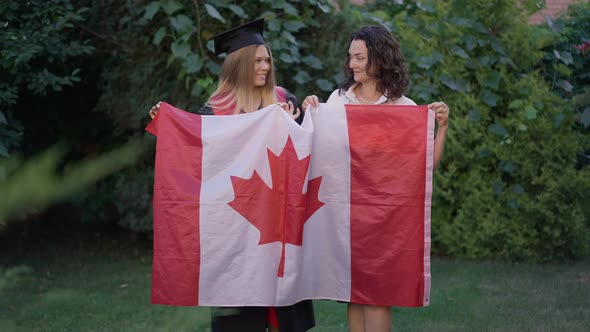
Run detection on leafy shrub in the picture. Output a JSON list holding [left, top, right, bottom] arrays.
[[373, 0, 590, 261]]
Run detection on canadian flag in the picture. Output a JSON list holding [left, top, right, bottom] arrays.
[[147, 102, 434, 308]]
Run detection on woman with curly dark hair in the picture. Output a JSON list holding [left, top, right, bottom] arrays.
[[303, 26, 449, 332], [304, 25, 448, 170]]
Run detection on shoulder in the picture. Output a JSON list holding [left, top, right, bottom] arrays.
[[326, 89, 345, 104], [391, 95, 417, 106]]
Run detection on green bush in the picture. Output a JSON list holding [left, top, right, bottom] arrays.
[[0, 0, 94, 156], [374, 0, 590, 261], [91, 0, 372, 232], [539, 2, 590, 167]]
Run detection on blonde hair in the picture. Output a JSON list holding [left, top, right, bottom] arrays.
[[208, 44, 277, 114]]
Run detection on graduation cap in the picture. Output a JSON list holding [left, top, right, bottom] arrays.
[[213, 18, 265, 56]]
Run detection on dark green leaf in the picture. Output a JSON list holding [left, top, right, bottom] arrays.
[[316, 79, 333, 92], [281, 31, 297, 45], [545, 16, 564, 33], [205, 4, 225, 23], [294, 71, 312, 84], [227, 4, 247, 18], [507, 199, 519, 209], [205, 60, 220, 75], [317, 2, 331, 13], [450, 45, 469, 59], [153, 27, 167, 46], [143, 2, 160, 21], [206, 39, 215, 53], [555, 79, 573, 93], [479, 89, 501, 107], [280, 53, 294, 63], [171, 41, 190, 58], [416, 0, 436, 13], [301, 55, 323, 69], [448, 17, 473, 27], [268, 18, 281, 31], [283, 3, 299, 16], [162, 0, 183, 15], [524, 106, 538, 120], [490, 39, 506, 55], [416, 51, 443, 69], [184, 54, 202, 74], [479, 56, 497, 66], [492, 180, 503, 196], [440, 74, 470, 92], [468, 109, 481, 122], [508, 99, 525, 109], [581, 108, 590, 128], [284, 21, 305, 32], [463, 35, 478, 51], [0, 142, 7, 157], [482, 71, 501, 90], [0, 111, 7, 125], [488, 123, 508, 136], [477, 148, 492, 159], [554, 112, 565, 128], [500, 160, 518, 174], [512, 184, 524, 195], [170, 15, 193, 34]]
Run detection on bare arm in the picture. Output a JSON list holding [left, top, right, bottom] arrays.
[[428, 101, 449, 171]]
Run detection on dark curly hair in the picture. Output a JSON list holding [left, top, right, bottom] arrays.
[[338, 26, 409, 100]]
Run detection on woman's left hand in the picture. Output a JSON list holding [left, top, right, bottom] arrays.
[[428, 101, 449, 128], [278, 101, 301, 120]]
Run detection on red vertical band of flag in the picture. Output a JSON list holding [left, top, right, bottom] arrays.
[[147, 104, 203, 306], [346, 105, 430, 306]]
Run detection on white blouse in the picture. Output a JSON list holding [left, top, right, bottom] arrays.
[[326, 83, 416, 106]]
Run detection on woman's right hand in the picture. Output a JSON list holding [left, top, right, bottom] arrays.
[[302, 95, 320, 111], [149, 102, 161, 119]]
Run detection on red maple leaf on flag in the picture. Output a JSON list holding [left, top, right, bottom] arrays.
[[228, 136, 324, 277]]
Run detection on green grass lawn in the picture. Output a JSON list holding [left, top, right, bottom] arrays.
[[1, 219, 589, 331]]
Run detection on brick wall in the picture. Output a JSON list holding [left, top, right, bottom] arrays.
[[349, 0, 585, 26], [528, 0, 581, 25]]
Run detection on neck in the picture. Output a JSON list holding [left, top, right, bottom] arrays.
[[356, 82, 381, 103]]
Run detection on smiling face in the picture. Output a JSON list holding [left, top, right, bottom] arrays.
[[348, 39, 374, 85], [254, 45, 271, 87]]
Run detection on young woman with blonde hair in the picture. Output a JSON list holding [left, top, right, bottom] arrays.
[[149, 18, 314, 332]]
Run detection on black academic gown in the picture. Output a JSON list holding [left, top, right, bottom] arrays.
[[201, 89, 315, 332]]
